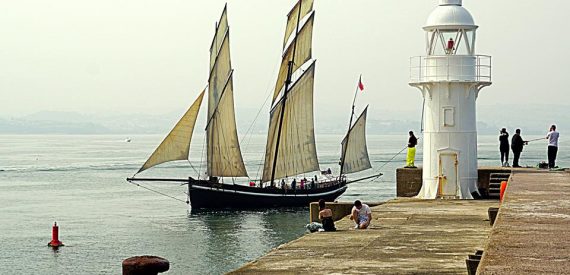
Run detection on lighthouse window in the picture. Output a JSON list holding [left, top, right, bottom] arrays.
[[427, 29, 475, 56], [443, 107, 455, 127]]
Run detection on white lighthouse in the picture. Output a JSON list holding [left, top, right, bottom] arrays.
[[409, 0, 491, 199]]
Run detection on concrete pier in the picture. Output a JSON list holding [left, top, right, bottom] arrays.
[[477, 170, 570, 274], [231, 198, 496, 274], [230, 169, 570, 274]]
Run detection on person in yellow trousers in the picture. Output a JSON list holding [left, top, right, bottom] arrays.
[[406, 131, 418, 168]]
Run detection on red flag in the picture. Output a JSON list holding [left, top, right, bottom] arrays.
[[358, 76, 364, 91]]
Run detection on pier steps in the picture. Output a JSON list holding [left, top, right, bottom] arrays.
[[487, 173, 510, 199]]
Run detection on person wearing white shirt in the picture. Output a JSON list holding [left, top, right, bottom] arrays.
[[546, 125, 560, 169], [350, 200, 372, 229]]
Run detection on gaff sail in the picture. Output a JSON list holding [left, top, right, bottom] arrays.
[[262, 62, 319, 183], [341, 107, 372, 174]]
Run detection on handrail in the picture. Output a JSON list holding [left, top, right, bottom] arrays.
[[409, 55, 491, 84]]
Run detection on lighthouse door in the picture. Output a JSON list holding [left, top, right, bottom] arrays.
[[438, 152, 458, 199]]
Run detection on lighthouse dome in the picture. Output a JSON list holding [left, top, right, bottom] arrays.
[[424, 1, 477, 31]]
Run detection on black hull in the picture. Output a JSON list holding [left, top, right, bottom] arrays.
[[188, 179, 347, 209]]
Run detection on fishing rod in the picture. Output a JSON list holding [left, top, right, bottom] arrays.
[[373, 136, 421, 173], [525, 137, 546, 143]]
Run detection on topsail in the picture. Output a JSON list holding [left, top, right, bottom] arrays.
[[283, 0, 314, 49], [273, 12, 315, 102], [210, 5, 228, 71]]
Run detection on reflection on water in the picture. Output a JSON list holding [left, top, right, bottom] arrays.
[[185, 208, 308, 274]]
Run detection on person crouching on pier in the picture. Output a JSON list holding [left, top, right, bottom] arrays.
[[350, 200, 372, 229]]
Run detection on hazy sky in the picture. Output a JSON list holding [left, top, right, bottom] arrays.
[[2, 0, 569, 121]]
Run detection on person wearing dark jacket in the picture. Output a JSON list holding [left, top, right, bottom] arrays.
[[499, 128, 510, 167], [511, 129, 527, 168]]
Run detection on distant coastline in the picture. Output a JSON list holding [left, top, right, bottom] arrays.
[[1, 104, 567, 135]]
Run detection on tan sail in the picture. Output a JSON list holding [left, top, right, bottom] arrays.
[[209, 5, 228, 71], [206, 77, 248, 177], [206, 8, 248, 178], [273, 12, 315, 102], [208, 33, 232, 120], [341, 107, 372, 174], [262, 62, 318, 182], [138, 90, 205, 173], [283, 0, 314, 49]]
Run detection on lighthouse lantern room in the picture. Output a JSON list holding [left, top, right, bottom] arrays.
[[409, 0, 491, 199]]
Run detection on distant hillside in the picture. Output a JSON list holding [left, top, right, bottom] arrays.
[[1, 104, 568, 135]]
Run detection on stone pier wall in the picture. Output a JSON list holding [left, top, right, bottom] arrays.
[[396, 166, 512, 197]]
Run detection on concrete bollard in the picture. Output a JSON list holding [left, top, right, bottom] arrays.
[[488, 207, 499, 226], [122, 255, 169, 275]]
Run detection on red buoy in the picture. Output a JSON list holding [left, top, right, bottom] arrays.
[[48, 222, 64, 248]]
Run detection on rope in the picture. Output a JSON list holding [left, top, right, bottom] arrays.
[[525, 137, 546, 143], [128, 180, 188, 204], [240, 85, 273, 150], [374, 145, 408, 174], [186, 160, 199, 176], [371, 136, 421, 176]]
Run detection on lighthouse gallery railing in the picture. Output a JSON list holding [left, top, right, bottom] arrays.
[[409, 55, 491, 84]]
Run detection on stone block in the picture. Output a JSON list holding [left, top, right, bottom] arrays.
[[396, 167, 422, 197]]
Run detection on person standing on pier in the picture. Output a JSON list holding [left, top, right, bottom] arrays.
[[350, 200, 372, 229], [405, 131, 418, 168], [499, 128, 510, 167], [546, 125, 560, 169], [511, 129, 527, 168]]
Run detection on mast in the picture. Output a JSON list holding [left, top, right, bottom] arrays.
[[340, 76, 362, 176], [269, 0, 304, 184]]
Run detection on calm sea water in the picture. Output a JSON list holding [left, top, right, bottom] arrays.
[[0, 134, 566, 274]]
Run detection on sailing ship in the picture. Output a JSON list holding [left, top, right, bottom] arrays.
[[127, 0, 380, 209]]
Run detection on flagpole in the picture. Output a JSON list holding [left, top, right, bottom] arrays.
[[340, 75, 362, 176]]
